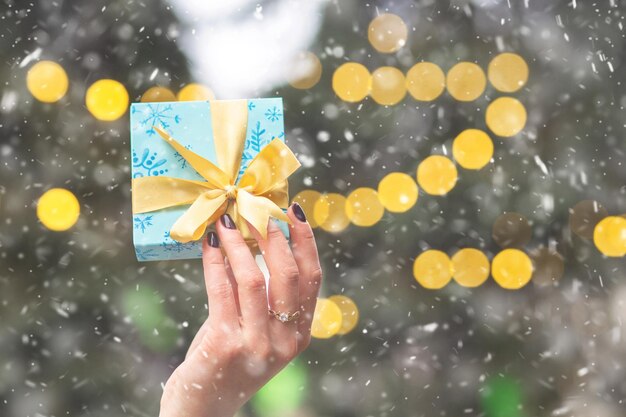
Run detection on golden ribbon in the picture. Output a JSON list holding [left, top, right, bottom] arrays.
[[131, 99, 301, 242]]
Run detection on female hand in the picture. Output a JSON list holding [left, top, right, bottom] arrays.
[[159, 203, 322, 417]]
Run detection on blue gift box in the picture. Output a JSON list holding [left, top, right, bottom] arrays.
[[130, 98, 290, 262]]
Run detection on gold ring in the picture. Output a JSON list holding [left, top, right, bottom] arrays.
[[268, 309, 300, 323]]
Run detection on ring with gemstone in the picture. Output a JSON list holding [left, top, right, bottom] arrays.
[[268, 309, 300, 323]]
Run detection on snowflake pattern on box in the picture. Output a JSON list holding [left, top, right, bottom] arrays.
[[238, 121, 270, 179], [132, 148, 168, 178], [264, 106, 282, 122], [174, 144, 192, 169], [134, 215, 153, 233], [160, 231, 201, 253], [134, 103, 181, 136], [135, 247, 158, 261]]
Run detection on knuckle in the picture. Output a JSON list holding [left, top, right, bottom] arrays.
[[278, 264, 300, 284], [267, 225, 287, 241], [309, 266, 323, 284], [241, 273, 267, 292], [207, 280, 232, 299]]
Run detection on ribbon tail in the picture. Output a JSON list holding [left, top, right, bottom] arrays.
[[132, 176, 211, 213], [170, 191, 228, 243], [153, 126, 232, 188], [236, 189, 290, 240]]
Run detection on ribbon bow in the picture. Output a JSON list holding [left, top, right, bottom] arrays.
[[131, 100, 301, 243]]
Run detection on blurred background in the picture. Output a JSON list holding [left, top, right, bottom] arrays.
[[1, 0, 626, 416]]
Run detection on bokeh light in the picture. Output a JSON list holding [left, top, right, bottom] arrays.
[[85, 79, 129, 121], [251, 359, 307, 417], [416, 155, 458, 196], [140, 86, 177, 102], [481, 375, 523, 417], [367, 13, 408, 53], [26, 60, 69, 103], [328, 295, 359, 335], [530, 247, 564, 287], [413, 250, 453, 289], [311, 298, 343, 339], [593, 216, 626, 257], [292, 189, 324, 228], [446, 62, 486, 101], [488, 52, 529, 93], [36, 188, 80, 231], [314, 193, 350, 233], [287, 51, 322, 89], [492, 212, 532, 248], [451, 248, 490, 288], [345, 187, 385, 227], [491, 249, 533, 290], [405, 62, 445, 101], [377, 172, 419, 213], [177, 83, 215, 101], [569, 199, 608, 240], [332, 62, 371, 103], [452, 128, 494, 170], [370, 66, 407, 105], [485, 97, 527, 137]]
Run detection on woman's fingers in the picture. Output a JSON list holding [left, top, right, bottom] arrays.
[[216, 214, 270, 342], [287, 203, 323, 345], [248, 218, 300, 355], [202, 231, 240, 331]]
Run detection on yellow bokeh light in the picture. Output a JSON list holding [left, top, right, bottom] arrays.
[[140, 86, 177, 102], [451, 248, 490, 288], [377, 172, 418, 213], [287, 51, 322, 89], [491, 249, 533, 290], [485, 97, 527, 137], [416, 155, 458, 196], [26, 61, 69, 103], [37, 188, 80, 231], [413, 250, 453, 289], [345, 187, 385, 227], [328, 295, 359, 335], [367, 13, 408, 53], [311, 298, 343, 339], [406, 62, 445, 101], [370, 66, 406, 106], [85, 79, 129, 121], [314, 193, 350, 233], [488, 52, 529, 93], [452, 129, 494, 170], [177, 83, 215, 101], [593, 216, 626, 257], [332, 62, 371, 103], [292, 190, 324, 228], [446, 62, 486, 102]]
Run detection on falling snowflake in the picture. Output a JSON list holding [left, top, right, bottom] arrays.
[[264, 106, 282, 122], [133, 215, 153, 233], [138, 104, 181, 135]]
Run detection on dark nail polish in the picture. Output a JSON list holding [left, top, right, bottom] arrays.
[[292, 202, 307, 222], [220, 213, 236, 229], [207, 231, 219, 248]]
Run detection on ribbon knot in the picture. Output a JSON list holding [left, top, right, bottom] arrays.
[[131, 99, 301, 242]]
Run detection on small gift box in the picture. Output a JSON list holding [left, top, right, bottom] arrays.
[[130, 98, 300, 261]]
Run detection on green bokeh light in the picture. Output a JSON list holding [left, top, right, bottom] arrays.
[[481, 375, 524, 417], [251, 358, 308, 417], [122, 285, 180, 353]]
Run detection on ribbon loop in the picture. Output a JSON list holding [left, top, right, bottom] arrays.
[[131, 100, 301, 243]]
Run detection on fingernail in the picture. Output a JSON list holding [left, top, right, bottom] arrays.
[[207, 231, 219, 248], [220, 213, 236, 229], [292, 202, 307, 222]]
